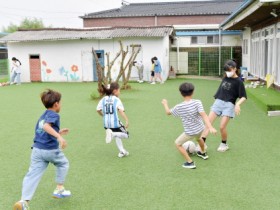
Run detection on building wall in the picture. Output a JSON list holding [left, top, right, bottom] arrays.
[[249, 21, 280, 85], [172, 34, 241, 48], [169, 32, 242, 76], [242, 28, 251, 72], [7, 37, 170, 83], [84, 15, 228, 28]]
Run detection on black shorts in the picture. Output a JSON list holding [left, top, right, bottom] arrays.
[[151, 71, 155, 77], [105, 124, 129, 136]]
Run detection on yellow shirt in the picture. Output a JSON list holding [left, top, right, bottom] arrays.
[[151, 63, 155, 71]]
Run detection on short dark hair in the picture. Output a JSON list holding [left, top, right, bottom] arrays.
[[224, 60, 237, 71], [179, 82, 194, 96], [40, 89, 61, 108]]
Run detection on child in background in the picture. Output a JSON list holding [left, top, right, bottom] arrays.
[[97, 82, 130, 158], [133, 60, 144, 83], [10, 57, 22, 85], [162, 82, 217, 169], [14, 89, 71, 210], [200, 59, 247, 152], [153, 56, 164, 84], [150, 58, 155, 84]]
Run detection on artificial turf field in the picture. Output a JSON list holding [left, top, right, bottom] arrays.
[[1, 78, 280, 210]]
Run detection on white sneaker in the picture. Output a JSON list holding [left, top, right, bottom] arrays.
[[105, 129, 113, 144], [139, 80, 144, 83], [118, 151, 129, 158], [217, 143, 229, 152], [195, 143, 208, 153], [151, 82, 156, 85], [53, 187, 71, 199]]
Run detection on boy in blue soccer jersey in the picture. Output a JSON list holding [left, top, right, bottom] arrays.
[[14, 89, 71, 210], [162, 82, 217, 169], [97, 82, 130, 158]]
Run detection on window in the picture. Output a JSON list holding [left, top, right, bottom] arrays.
[[191, 36, 197, 44], [191, 35, 218, 45], [207, 36, 214, 44], [30, 55, 40, 59], [207, 36, 219, 44]]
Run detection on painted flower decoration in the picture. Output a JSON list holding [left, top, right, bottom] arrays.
[[42, 61, 47, 66], [71, 65, 79, 72], [46, 69, 52, 74]]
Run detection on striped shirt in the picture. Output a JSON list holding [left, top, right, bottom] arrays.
[[170, 99, 205, 136], [97, 95, 124, 129]]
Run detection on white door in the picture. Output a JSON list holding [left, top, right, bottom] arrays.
[[81, 51, 93, 82]]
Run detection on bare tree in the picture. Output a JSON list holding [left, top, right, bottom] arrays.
[[105, 51, 121, 84], [115, 42, 141, 89], [92, 40, 141, 96]]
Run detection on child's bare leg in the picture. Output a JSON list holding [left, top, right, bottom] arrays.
[[220, 116, 230, 140], [201, 111, 217, 139], [197, 139, 205, 153], [176, 144, 192, 163]]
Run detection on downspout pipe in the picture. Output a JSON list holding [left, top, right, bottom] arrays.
[[174, 37, 180, 73], [219, 27, 222, 76]]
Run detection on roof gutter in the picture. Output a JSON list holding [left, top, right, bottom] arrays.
[[220, 0, 254, 27]]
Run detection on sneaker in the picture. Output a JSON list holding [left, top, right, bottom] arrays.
[[13, 200, 29, 210], [217, 143, 229, 152], [53, 187, 71, 199], [151, 82, 156, 85], [139, 80, 144, 83], [118, 151, 129, 158], [182, 161, 196, 169], [196, 151, 209, 160], [105, 129, 113, 144]]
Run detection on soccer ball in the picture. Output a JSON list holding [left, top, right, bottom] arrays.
[[182, 141, 196, 154]]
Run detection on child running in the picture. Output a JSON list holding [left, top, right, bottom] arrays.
[[200, 59, 247, 152], [162, 82, 217, 169], [14, 89, 71, 210], [97, 82, 130, 158]]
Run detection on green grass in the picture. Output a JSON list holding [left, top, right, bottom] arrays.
[[0, 76, 8, 83], [246, 85, 280, 112], [1, 79, 280, 210]]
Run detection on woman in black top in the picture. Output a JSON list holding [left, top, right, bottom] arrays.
[[200, 60, 247, 152]]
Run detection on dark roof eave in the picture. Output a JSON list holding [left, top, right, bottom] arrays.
[[82, 13, 232, 19], [221, 0, 254, 28]]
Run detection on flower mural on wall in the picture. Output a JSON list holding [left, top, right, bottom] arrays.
[[40, 60, 81, 82], [42, 61, 47, 66], [70, 65, 80, 81], [59, 66, 69, 81], [41, 60, 52, 81]]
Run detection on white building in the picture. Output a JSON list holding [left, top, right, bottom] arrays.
[[221, 0, 280, 87], [0, 27, 174, 83], [170, 24, 242, 75]]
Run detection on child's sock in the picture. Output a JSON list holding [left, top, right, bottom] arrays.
[[222, 140, 227, 144], [115, 137, 125, 152]]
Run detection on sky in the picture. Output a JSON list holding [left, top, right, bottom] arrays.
[[0, 0, 197, 30]]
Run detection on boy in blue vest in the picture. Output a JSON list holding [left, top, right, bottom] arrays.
[[14, 89, 71, 210]]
